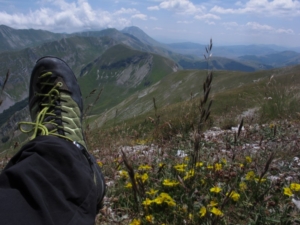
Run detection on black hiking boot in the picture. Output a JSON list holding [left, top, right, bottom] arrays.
[[19, 56, 105, 210]]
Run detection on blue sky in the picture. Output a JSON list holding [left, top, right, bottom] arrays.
[[0, 0, 299, 46]]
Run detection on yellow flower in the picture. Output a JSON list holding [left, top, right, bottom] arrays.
[[188, 213, 193, 220], [119, 170, 129, 179], [124, 182, 132, 188], [210, 207, 223, 216], [146, 188, 158, 196], [141, 173, 149, 183], [255, 177, 266, 183], [145, 215, 154, 223], [210, 186, 222, 193], [136, 139, 147, 145], [290, 183, 300, 191], [166, 199, 176, 207], [184, 169, 195, 180], [215, 163, 222, 171], [130, 219, 141, 225], [174, 163, 187, 172], [159, 163, 165, 168], [227, 191, 240, 201], [239, 182, 247, 191], [155, 193, 176, 206], [208, 200, 218, 207], [184, 156, 189, 161], [222, 158, 227, 164], [153, 197, 163, 204], [207, 165, 213, 169], [163, 179, 179, 187], [138, 164, 152, 171], [142, 198, 153, 206], [283, 187, 293, 197], [135, 173, 148, 183], [239, 163, 244, 168], [97, 161, 103, 167], [196, 162, 203, 167], [245, 156, 252, 163], [245, 171, 255, 181], [199, 206, 207, 217]]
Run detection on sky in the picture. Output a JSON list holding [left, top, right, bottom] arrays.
[[0, 0, 299, 47]]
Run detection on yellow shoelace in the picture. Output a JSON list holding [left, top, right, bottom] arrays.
[[19, 72, 72, 142]]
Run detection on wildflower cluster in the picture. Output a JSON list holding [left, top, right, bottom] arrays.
[[109, 139, 300, 225]]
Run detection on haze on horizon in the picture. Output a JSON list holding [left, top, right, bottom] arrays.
[[0, 0, 299, 47]]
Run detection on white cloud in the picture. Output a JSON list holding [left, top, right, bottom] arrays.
[[246, 22, 273, 31], [114, 8, 139, 15], [246, 22, 294, 34], [150, 16, 158, 20], [222, 22, 239, 27], [131, 13, 147, 20], [211, 0, 300, 16], [177, 20, 193, 24], [0, 0, 138, 32], [276, 28, 294, 34], [222, 22, 240, 30], [205, 20, 215, 25], [150, 0, 204, 15], [147, 6, 160, 11], [194, 13, 220, 20]]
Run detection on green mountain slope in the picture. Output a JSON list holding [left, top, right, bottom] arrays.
[[0, 25, 67, 53], [92, 64, 300, 127], [78, 44, 178, 114], [0, 36, 116, 113], [0, 43, 178, 133]]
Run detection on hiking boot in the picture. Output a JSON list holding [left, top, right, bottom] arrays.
[[19, 56, 87, 149], [19, 56, 106, 209]]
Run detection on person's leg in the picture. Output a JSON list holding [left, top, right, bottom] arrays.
[[0, 56, 105, 225], [0, 136, 104, 225]]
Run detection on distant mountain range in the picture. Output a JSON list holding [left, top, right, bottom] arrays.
[[238, 51, 300, 67], [165, 42, 300, 58], [1, 24, 300, 133], [0, 25, 67, 52]]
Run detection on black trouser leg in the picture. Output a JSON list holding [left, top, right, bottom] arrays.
[[0, 136, 102, 225]]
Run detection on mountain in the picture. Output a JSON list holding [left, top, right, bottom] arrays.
[[0, 25, 67, 53], [166, 43, 286, 58], [0, 35, 117, 113], [1, 25, 299, 132], [78, 44, 178, 114], [238, 51, 300, 67], [178, 56, 273, 72], [121, 26, 164, 47], [75, 27, 194, 66], [0, 40, 178, 130], [92, 63, 300, 126], [166, 42, 206, 56]]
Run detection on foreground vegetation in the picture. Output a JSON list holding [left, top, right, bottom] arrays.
[[89, 43, 300, 224]]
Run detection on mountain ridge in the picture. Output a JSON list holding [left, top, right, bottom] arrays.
[[1, 25, 300, 133]]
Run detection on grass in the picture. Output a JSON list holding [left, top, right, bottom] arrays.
[[89, 43, 300, 224], [91, 90, 300, 224]]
